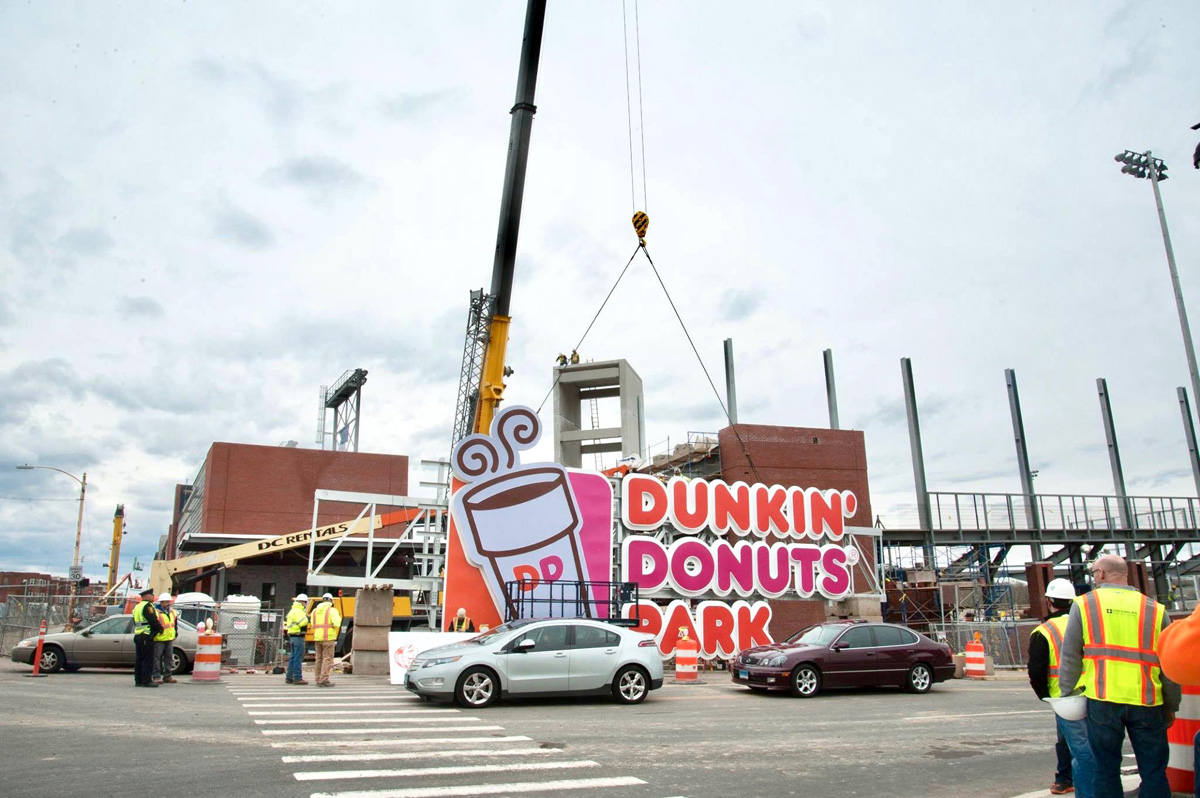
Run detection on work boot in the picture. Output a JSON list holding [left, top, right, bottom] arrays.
[[285, 678, 294, 684], [317, 681, 333, 688], [1049, 783, 1074, 795], [293, 679, 309, 685], [163, 677, 177, 684], [144, 682, 159, 688]]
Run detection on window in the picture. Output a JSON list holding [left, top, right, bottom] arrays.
[[260, 583, 276, 605], [837, 626, 875, 649], [226, 582, 242, 596], [573, 625, 620, 649], [88, 617, 132, 635], [873, 626, 910, 647], [789, 625, 842, 646]]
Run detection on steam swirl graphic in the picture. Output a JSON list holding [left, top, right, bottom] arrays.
[[453, 435, 500, 480], [494, 406, 540, 470]]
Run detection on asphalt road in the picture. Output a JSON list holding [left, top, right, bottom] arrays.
[[0, 660, 1111, 798]]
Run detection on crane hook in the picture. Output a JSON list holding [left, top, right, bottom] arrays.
[[631, 211, 649, 247]]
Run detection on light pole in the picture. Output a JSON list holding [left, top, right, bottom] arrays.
[[1113, 150, 1200, 428], [17, 465, 87, 631]]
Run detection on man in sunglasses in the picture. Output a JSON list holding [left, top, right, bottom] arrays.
[[1058, 554, 1180, 798]]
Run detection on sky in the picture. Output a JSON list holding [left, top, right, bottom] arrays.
[[2, 1, 1199, 581]]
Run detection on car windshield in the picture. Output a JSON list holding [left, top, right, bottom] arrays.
[[786, 625, 842, 646], [462, 620, 531, 644]]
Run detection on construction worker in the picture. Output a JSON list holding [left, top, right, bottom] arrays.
[[132, 587, 163, 687], [151, 593, 179, 685], [1029, 578, 1096, 797], [1059, 554, 1181, 798], [285, 593, 310, 685], [451, 607, 475, 633], [310, 593, 342, 687], [1156, 601, 1199, 798]]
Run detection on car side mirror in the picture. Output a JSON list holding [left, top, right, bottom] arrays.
[[80, 630, 91, 637], [516, 639, 536, 653], [831, 641, 848, 651]]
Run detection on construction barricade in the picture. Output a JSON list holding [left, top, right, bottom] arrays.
[[673, 627, 699, 684], [964, 632, 987, 679], [189, 632, 223, 684], [1167, 684, 1200, 795]]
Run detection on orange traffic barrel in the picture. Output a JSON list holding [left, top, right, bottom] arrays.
[[189, 632, 223, 684], [964, 632, 987, 679], [674, 627, 699, 683], [1167, 684, 1200, 794]]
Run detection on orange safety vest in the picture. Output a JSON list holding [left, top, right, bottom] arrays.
[[451, 615, 473, 633], [1076, 587, 1166, 706], [1033, 615, 1069, 698], [154, 608, 178, 643], [311, 603, 341, 642]]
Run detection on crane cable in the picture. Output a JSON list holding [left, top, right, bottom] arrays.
[[622, 0, 648, 214]]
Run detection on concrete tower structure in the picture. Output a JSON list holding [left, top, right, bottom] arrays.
[[552, 359, 644, 468]]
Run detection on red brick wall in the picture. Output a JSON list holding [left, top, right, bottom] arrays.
[[200, 443, 409, 537], [718, 424, 874, 640]]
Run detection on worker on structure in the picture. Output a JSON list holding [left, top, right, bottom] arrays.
[[1156, 601, 1199, 798], [151, 593, 179, 685], [1028, 578, 1095, 797], [132, 587, 163, 688], [310, 593, 342, 687], [451, 607, 475, 633], [1058, 554, 1180, 798], [285, 593, 310, 685]]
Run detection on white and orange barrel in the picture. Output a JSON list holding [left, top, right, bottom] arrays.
[[964, 632, 987, 679], [1166, 685, 1200, 794], [674, 627, 699, 683], [189, 632, 223, 684]]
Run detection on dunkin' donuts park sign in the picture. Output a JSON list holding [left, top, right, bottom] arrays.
[[442, 406, 862, 659]]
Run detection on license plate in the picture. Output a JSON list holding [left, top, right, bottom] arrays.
[[738, 669, 749, 679]]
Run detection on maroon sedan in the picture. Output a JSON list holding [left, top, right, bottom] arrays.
[[732, 620, 955, 697]]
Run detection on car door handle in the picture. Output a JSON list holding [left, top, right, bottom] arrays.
[[604, 648, 617, 654], [905, 649, 916, 654], [554, 652, 567, 658]]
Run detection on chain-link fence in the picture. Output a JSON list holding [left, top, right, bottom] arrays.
[[0, 593, 114, 657], [930, 621, 1035, 669], [215, 605, 288, 669]]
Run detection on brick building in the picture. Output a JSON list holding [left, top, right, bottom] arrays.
[[165, 443, 415, 606]]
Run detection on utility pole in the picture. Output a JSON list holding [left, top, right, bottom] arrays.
[[16, 465, 87, 631]]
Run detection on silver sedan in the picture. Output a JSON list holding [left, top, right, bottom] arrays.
[[405, 618, 664, 708], [9, 614, 198, 674]]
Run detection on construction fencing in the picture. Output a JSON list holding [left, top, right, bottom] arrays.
[[0, 593, 111, 657], [930, 621, 1034, 669]]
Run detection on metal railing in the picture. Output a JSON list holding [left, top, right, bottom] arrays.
[[929, 492, 1200, 533]]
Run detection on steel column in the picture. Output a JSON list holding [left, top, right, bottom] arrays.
[[824, 348, 840, 430], [901, 358, 934, 566], [1097, 378, 1136, 559], [723, 338, 739, 425], [1178, 387, 1200, 498], [1005, 368, 1041, 560]]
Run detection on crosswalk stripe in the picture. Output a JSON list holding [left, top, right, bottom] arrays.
[[250, 709, 453, 716], [242, 702, 418, 708], [281, 747, 557, 764], [309, 775, 645, 798], [256, 716, 467, 725], [230, 690, 403, 695], [294, 759, 598, 782], [237, 695, 411, 701], [264, 724, 489, 736], [270, 734, 524, 749]]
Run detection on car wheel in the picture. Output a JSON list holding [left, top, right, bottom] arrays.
[[171, 649, 189, 675], [455, 667, 499, 708], [611, 665, 649, 705], [906, 663, 933, 694], [789, 664, 821, 698], [38, 645, 65, 673]]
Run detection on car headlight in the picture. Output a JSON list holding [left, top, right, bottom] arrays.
[[16, 638, 35, 648], [763, 654, 788, 668], [422, 656, 462, 668]]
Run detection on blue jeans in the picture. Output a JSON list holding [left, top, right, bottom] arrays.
[[1057, 714, 1095, 798], [1055, 723, 1074, 785], [1085, 699, 1171, 798], [287, 635, 305, 681]]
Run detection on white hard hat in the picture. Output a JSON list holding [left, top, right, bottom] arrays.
[[295, 593, 309, 603], [322, 593, 334, 601], [157, 593, 173, 602], [1045, 578, 1076, 601], [1044, 690, 1087, 721]]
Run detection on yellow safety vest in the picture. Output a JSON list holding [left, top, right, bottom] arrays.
[[311, 603, 341, 642], [1076, 587, 1166, 706], [451, 616, 473, 633], [285, 603, 310, 636], [1032, 615, 1069, 698], [154, 608, 178, 642], [133, 601, 155, 636]]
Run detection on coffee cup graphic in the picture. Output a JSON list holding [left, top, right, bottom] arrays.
[[451, 406, 593, 619]]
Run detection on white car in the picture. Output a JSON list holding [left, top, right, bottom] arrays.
[[405, 618, 665, 708]]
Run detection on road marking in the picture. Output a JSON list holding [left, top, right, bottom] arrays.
[[237, 695, 412, 701], [230, 690, 404, 695], [263, 724, 489, 736], [250, 709, 455, 716], [295, 759, 598, 782], [308, 775, 647, 798], [256, 716, 469, 725], [282, 747, 557, 764], [270, 734, 523, 749], [903, 710, 1051, 723], [242, 702, 419, 708]]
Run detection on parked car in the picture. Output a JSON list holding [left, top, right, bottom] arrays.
[[405, 618, 664, 708], [732, 620, 955, 697], [9, 614, 198, 674]]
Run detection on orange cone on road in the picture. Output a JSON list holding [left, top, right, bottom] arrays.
[[964, 632, 987, 679], [673, 627, 700, 684]]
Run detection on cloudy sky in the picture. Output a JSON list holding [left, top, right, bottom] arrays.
[[2, 1, 1198, 580]]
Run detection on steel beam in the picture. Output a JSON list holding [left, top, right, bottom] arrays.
[[901, 358, 934, 564], [824, 349, 840, 430], [1097, 378, 1136, 559], [1178, 387, 1200, 497], [1005, 368, 1041, 559], [723, 338, 739, 425]]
